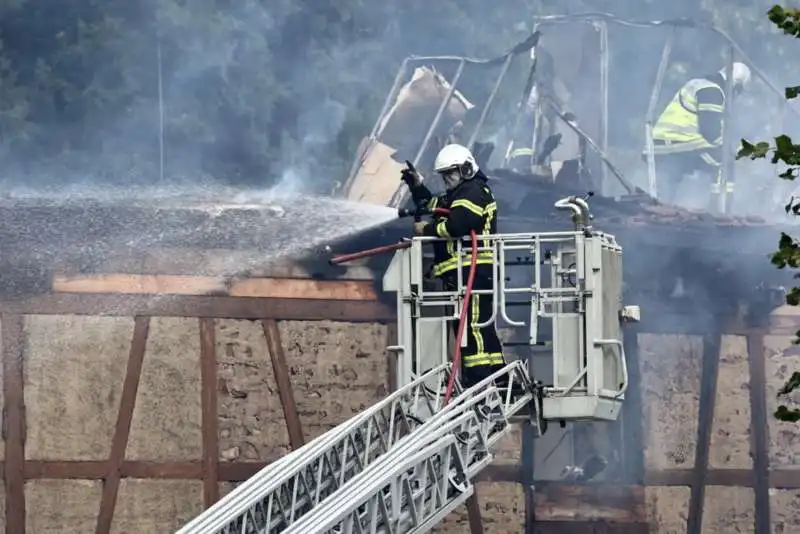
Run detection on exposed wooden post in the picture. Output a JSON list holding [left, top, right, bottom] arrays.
[[199, 318, 219, 508], [621, 327, 645, 482], [465, 495, 485, 534], [95, 317, 150, 534], [521, 344, 536, 534], [522, 421, 536, 534], [687, 332, 722, 534], [3, 314, 26, 534], [747, 332, 771, 534], [261, 319, 305, 449]]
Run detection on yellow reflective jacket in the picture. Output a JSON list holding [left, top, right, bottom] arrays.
[[652, 78, 725, 154]]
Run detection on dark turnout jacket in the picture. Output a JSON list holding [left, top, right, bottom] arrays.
[[410, 170, 497, 277]]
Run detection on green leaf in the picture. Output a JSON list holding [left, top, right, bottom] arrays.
[[779, 371, 800, 395], [737, 138, 755, 159], [775, 405, 800, 422], [768, 4, 788, 25], [758, 5, 800, 424], [737, 139, 771, 160], [776, 134, 794, 154], [755, 141, 772, 157], [788, 287, 800, 306]]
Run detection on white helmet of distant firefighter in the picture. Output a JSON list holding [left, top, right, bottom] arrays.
[[719, 62, 752, 91]]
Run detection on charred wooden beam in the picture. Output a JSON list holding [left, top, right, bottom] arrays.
[[95, 317, 150, 534], [747, 332, 771, 534], [465, 495, 485, 534], [51, 274, 379, 301], [23, 461, 206, 479], [20, 460, 285, 480], [687, 333, 721, 534], [2, 314, 26, 534], [620, 328, 644, 483], [199, 318, 219, 508], [14, 460, 800, 490], [531, 521, 649, 534], [522, 420, 536, 534], [532, 483, 646, 523], [645, 468, 800, 489], [0, 294, 394, 322], [215, 463, 523, 484], [262, 319, 305, 450]]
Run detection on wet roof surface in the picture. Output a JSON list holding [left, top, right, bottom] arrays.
[[0, 185, 787, 285], [488, 169, 777, 229]]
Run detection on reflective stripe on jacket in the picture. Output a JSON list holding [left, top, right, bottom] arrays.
[[652, 78, 725, 155], [421, 177, 498, 278]]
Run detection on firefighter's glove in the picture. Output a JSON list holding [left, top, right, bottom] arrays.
[[401, 161, 422, 187], [413, 221, 428, 236]]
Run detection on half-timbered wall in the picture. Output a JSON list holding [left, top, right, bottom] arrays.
[[0, 274, 798, 533], [0, 274, 535, 534], [635, 307, 800, 534]]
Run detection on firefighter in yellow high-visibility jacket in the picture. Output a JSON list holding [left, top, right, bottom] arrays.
[[649, 62, 751, 206]]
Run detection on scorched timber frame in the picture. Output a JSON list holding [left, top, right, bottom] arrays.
[[0, 278, 797, 534]]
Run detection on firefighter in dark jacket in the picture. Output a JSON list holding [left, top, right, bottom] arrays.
[[649, 62, 751, 206], [402, 143, 505, 388]]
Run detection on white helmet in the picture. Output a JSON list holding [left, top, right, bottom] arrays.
[[433, 144, 478, 189], [719, 62, 752, 89]]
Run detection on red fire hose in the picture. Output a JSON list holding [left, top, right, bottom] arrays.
[[328, 207, 479, 405], [328, 241, 410, 265], [444, 228, 478, 406]]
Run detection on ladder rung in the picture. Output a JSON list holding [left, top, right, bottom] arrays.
[[174, 361, 539, 534]]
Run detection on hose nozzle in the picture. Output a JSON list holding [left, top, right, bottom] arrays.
[[397, 207, 417, 218]]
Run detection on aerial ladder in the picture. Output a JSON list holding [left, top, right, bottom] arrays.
[[174, 195, 639, 534]]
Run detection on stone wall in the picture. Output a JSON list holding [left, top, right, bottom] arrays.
[[8, 315, 390, 533], [21, 315, 205, 532], [639, 327, 800, 534], [764, 305, 800, 532], [10, 310, 800, 532], [1, 311, 540, 533], [216, 319, 390, 462]]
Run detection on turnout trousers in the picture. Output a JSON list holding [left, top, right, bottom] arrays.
[[441, 265, 506, 388], [649, 142, 728, 210]]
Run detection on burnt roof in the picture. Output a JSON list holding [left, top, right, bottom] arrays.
[[0, 194, 391, 297], [0, 181, 790, 302], [488, 169, 774, 229]]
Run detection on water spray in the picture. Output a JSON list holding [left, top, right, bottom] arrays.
[[327, 204, 450, 265], [329, 160, 449, 265]]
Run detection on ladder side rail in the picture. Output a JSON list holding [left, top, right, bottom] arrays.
[[280, 388, 499, 534], [279, 397, 494, 534], [281, 361, 535, 534], [193, 400, 436, 533], [439, 361, 534, 418], [283, 435, 470, 534], [175, 365, 452, 534]]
